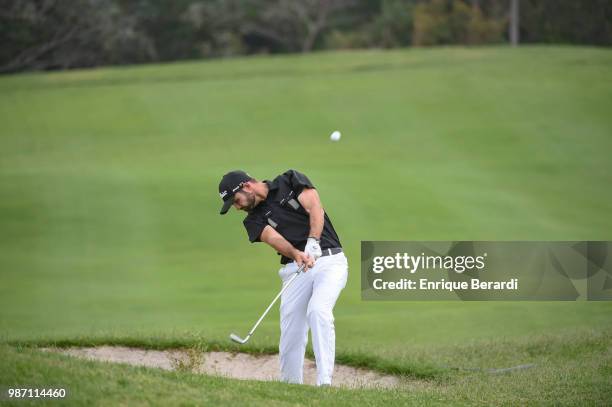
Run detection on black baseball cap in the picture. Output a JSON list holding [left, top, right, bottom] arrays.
[[218, 170, 253, 215]]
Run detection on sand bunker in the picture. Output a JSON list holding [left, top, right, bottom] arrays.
[[43, 346, 402, 389]]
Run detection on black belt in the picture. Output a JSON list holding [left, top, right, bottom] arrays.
[[321, 247, 343, 257]]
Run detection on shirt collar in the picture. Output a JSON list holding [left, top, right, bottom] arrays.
[[264, 179, 279, 191]]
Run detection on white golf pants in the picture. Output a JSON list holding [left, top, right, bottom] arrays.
[[278, 252, 348, 386]]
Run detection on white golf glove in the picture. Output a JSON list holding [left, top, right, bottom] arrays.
[[304, 237, 322, 261]]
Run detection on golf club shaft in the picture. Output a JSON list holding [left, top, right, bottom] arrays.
[[245, 265, 305, 337]]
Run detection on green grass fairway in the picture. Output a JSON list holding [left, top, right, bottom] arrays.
[[1, 46, 612, 405]]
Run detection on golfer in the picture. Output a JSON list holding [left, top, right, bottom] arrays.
[[218, 169, 348, 386]]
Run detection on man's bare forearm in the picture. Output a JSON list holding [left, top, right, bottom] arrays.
[[298, 188, 324, 240], [308, 205, 324, 240], [261, 227, 315, 270], [267, 234, 298, 259], [261, 225, 299, 259]]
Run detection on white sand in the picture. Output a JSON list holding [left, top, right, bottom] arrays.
[[42, 346, 403, 389]]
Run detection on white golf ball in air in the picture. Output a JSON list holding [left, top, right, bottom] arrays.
[[330, 130, 341, 141]]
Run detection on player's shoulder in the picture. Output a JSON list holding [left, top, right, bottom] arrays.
[[269, 169, 303, 188], [282, 169, 314, 189], [277, 169, 311, 184], [281, 169, 307, 178]]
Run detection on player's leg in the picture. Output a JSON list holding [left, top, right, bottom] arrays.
[[307, 253, 348, 386], [279, 262, 314, 384]]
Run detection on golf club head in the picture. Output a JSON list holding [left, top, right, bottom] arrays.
[[229, 333, 249, 344]]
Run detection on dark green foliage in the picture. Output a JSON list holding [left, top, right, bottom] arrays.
[[0, 0, 156, 73], [520, 0, 612, 45], [412, 0, 504, 45], [1, 0, 610, 73]]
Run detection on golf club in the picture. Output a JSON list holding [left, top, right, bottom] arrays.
[[230, 264, 306, 344]]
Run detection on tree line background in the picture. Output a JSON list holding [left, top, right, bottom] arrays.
[[1, 0, 611, 73]]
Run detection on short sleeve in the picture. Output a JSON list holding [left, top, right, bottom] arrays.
[[284, 169, 315, 194], [243, 216, 267, 243]]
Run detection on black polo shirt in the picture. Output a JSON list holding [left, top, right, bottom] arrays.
[[243, 169, 342, 264]]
